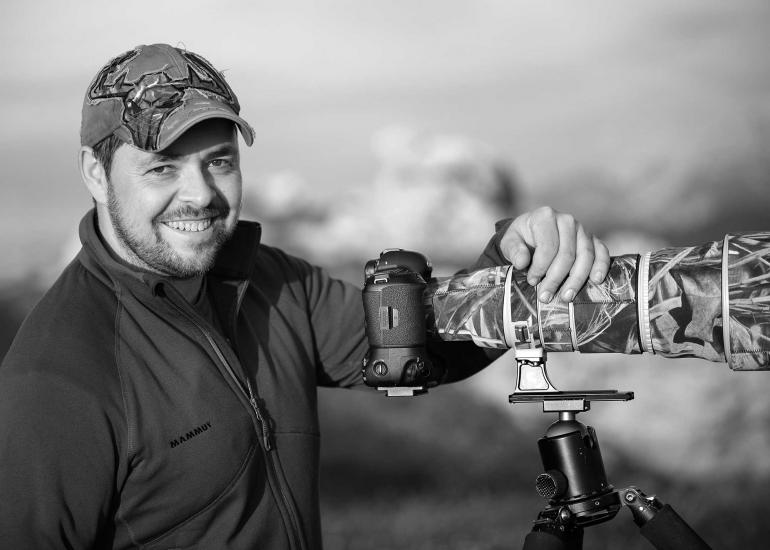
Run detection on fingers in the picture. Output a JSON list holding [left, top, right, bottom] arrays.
[[589, 235, 611, 284], [500, 206, 559, 276], [532, 213, 578, 303], [499, 226, 532, 270], [555, 224, 596, 302], [501, 206, 611, 303]]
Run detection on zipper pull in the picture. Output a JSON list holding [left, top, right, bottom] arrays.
[[247, 379, 273, 451]]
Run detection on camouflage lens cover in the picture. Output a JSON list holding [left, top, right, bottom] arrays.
[[425, 233, 770, 370]]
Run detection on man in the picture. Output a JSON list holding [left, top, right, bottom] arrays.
[[0, 44, 609, 549]]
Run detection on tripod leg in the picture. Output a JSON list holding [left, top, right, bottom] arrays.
[[638, 504, 712, 550], [622, 487, 712, 550]]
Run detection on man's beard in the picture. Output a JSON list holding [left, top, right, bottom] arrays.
[[106, 187, 235, 278]]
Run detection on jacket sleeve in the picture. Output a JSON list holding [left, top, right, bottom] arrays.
[[0, 351, 121, 548], [299, 261, 371, 388], [467, 217, 514, 271]]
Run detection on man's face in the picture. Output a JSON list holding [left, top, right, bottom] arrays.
[[105, 118, 242, 277]]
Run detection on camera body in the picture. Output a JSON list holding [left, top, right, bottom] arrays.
[[362, 249, 434, 394]]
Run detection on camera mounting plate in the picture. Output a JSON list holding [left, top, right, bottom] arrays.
[[509, 347, 633, 412], [509, 390, 634, 412]]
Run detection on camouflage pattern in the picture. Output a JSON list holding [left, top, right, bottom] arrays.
[[424, 233, 770, 370], [425, 266, 511, 349], [647, 240, 724, 362], [725, 233, 770, 370], [569, 254, 640, 354]]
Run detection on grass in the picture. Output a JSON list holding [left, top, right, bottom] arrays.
[[318, 384, 770, 549]]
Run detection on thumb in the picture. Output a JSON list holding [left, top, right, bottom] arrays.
[[500, 221, 534, 270]]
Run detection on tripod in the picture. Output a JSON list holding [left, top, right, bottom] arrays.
[[510, 348, 712, 550]]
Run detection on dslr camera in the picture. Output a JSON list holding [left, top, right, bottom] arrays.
[[362, 249, 434, 396]]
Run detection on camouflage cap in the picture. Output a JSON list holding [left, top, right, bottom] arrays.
[[80, 43, 254, 151]]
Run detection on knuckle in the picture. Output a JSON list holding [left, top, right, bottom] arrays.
[[579, 241, 595, 258], [534, 244, 557, 262], [500, 232, 516, 248], [534, 206, 556, 220], [558, 217, 576, 232]]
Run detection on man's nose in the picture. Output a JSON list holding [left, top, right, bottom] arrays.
[[177, 165, 216, 206]]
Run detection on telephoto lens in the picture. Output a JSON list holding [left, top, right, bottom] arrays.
[[425, 232, 770, 370]]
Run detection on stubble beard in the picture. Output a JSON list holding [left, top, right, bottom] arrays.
[[106, 186, 235, 278]]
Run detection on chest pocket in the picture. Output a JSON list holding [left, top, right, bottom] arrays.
[[113, 308, 263, 547]]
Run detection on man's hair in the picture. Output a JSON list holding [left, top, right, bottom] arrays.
[[91, 134, 124, 181]]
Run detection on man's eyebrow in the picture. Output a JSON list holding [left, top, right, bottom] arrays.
[[205, 144, 238, 157], [139, 144, 237, 167], [140, 152, 179, 166]]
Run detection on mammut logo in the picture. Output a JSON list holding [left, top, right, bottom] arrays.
[[169, 421, 212, 449]]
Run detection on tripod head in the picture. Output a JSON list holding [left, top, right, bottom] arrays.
[[509, 339, 633, 533], [511, 331, 712, 549]]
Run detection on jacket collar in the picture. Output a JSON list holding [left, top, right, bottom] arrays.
[[76, 208, 262, 295]]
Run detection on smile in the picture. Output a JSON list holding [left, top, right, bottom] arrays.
[[162, 219, 213, 232]]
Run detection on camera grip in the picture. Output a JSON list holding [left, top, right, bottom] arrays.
[[362, 269, 433, 387], [363, 281, 426, 347]]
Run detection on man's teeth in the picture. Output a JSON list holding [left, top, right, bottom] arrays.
[[164, 219, 212, 232]]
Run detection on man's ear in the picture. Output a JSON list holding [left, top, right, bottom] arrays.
[[79, 146, 108, 205]]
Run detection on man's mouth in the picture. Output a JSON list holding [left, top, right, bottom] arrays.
[[162, 219, 214, 232]]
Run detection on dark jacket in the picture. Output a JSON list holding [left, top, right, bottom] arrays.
[[0, 211, 503, 549]]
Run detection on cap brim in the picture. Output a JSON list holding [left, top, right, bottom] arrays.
[[155, 105, 255, 151]]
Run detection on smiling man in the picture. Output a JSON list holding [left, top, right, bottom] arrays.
[[0, 44, 609, 549], [83, 119, 242, 277]]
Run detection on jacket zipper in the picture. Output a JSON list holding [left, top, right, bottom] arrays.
[[246, 379, 273, 451], [165, 294, 305, 550]]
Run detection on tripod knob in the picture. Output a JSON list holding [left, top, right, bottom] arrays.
[[536, 469, 568, 500]]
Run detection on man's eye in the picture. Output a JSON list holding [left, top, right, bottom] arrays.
[[148, 165, 172, 175], [209, 158, 231, 168]]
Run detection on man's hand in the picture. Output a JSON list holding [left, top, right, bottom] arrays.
[[500, 207, 610, 303]]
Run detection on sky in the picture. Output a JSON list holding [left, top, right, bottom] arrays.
[[1, 0, 769, 281]]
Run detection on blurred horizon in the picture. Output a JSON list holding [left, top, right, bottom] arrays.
[[2, 0, 770, 281]]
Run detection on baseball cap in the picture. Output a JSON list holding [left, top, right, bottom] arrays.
[[81, 43, 254, 152]]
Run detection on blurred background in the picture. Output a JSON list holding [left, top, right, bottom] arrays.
[[2, 1, 769, 548]]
